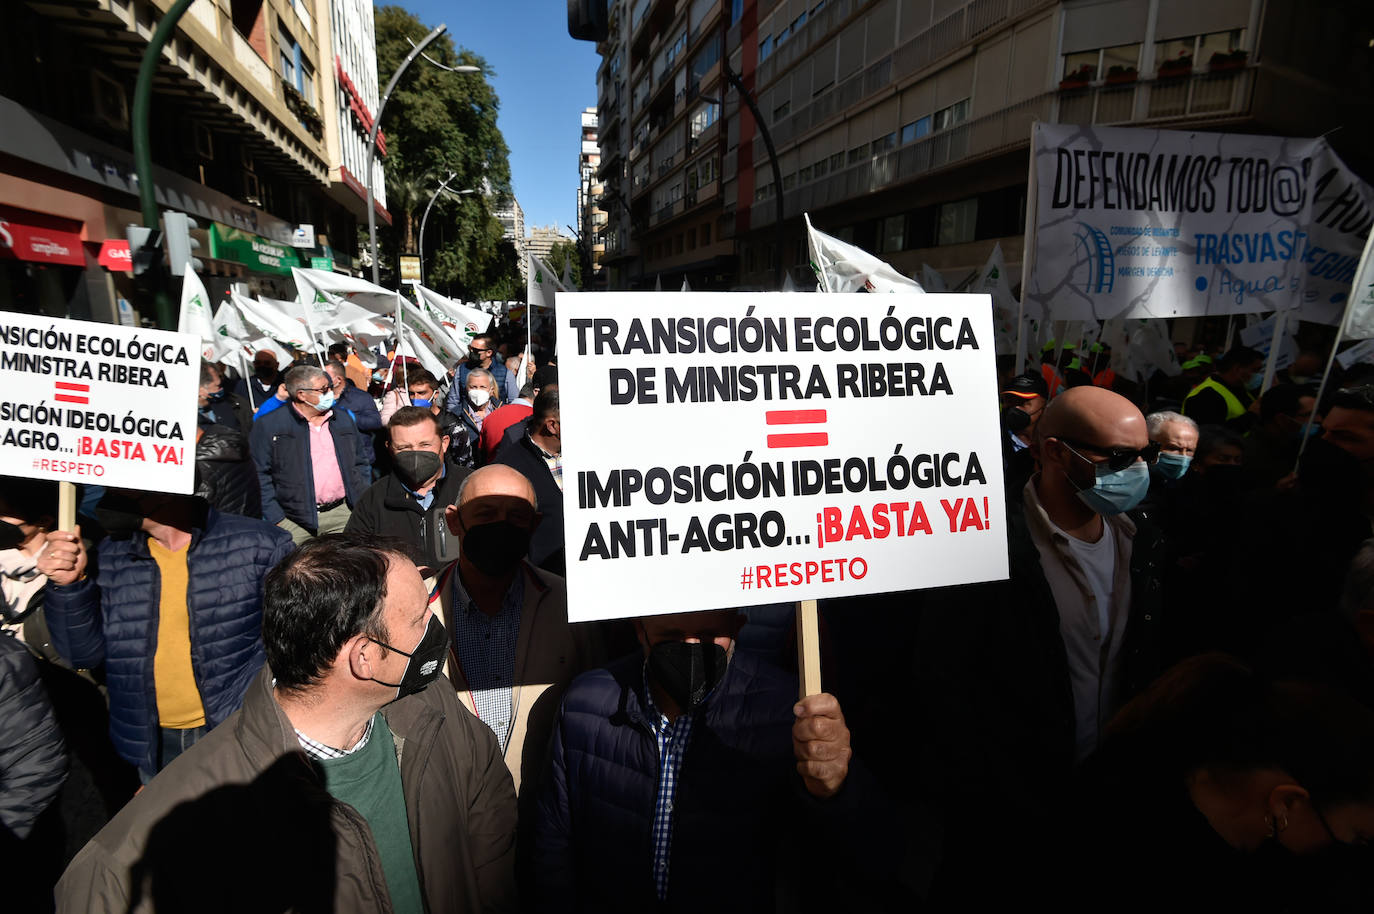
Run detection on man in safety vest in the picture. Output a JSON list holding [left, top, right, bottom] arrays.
[[1182, 346, 1263, 430]]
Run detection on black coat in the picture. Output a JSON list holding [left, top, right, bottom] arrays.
[[492, 435, 564, 575], [194, 423, 262, 518], [248, 403, 371, 530], [344, 462, 471, 571], [0, 632, 66, 840]]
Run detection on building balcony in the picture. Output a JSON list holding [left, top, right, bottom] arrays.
[[1055, 67, 1256, 126]]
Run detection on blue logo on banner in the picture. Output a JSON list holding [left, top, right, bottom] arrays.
[[1072, 223, 1115, 295]]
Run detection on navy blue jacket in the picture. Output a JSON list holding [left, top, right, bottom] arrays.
[[249, 402, 371, 529], [43, 508, 294, 774], [533, 651, 891, 912], [337, 380, 381, 467], [444, 359, 509, 416]]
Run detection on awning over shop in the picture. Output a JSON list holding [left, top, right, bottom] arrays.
[[0, 204, 85, 266]]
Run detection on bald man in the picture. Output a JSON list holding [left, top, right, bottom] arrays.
[[432, 465, 603, 797], [914, 386, 1167, 906]]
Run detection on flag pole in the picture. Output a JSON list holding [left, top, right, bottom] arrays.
[[1015, 123, 1040, 374]]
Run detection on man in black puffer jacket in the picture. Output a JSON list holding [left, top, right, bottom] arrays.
[[39, 494, 293, 781], [533, 609, 895, 912], [194, 423, 262, 518]]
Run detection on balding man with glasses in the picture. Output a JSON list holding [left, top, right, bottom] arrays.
[[913, 385, 1168, 908]]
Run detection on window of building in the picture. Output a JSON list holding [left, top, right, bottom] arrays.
[[777, 25, 791, 46], [874, 131, 897, 153], [759, 35, 773, 61], [814, 158, 828, 177], [830, 152, 845, 170], [847, 144, 868, 164], [702, 222, 712, 244], [1062, 49, 1099, 82], [877, 214, 905, 253], [730, 0, 744, 25], [783, 173, 796, 191], [811, 1, 826, 15], [933, 99, 969, 131], [230, 0, 264, 39], [688, 227, 697, 249], [900, 116, 931, 144], [799, 164, 813, 182], [689, 102, 720, 138], [1155, 29, 1245, 72], [937, 198, 977, 245], [773, 101, 790, 122], [835, 225, 855, 244], [690, 35, 722, 88]]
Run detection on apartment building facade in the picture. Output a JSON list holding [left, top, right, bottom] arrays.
[[494, 194, 527, 279], [578, 106, 609, 289], [594, 0, 1372, 290], [0, 0, 384, 322]]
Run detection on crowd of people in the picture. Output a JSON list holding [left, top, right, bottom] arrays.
[[2, 318, 1374, 912]]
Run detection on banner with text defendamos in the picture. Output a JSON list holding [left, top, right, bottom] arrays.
[[556, 292, 1009, 623]]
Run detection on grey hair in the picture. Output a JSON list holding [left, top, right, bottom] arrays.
[[284, 365, 328, 397], [466, 368, 493, 385], [1145, 411, 1197, 438], [199, 360, 218, 388]]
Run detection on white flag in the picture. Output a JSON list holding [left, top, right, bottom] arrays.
[[415, 285, 493, 351], [178, 269, 222, 362], [232, 293, 311, 348], [561, 255, 575, 292], [654, 274, 662, 292], [977, 244, 1018, 355], [920, 264, 949, 292], [1342, 231, 1374, 340], [680, 276, 692, 292], [396, 323, 448, 379], [805, 213, 924, 294], [528, 253, 567, 310], [781, 272, 798, 292]]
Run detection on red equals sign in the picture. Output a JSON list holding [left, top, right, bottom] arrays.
[[766, 409, 828, 448], [54, 381, 90, 405]]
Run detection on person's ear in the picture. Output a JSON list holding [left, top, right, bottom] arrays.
[[346, 633, 380, 682], [1268, 782, 1311, 831], [444, 503, 462, 536], [440, 434, 450, 454], [633, 620, 650, 654]]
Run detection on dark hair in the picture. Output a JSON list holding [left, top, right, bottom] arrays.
[[1259, 383, 1316, 423], [199, 360, 218, 388], [262, 534, 413, 694], [532, 365, 558, 389], [404, 370, 439, 390], [1330, 385, 1374, 416], [1105, 654, 1374, 813], [1217, 346, 1264, 372], [327, 342, 350, 360], [387, 406, 441, 436], [0, 475, 59, 524], [532, 388, 559, 428], [1195, 424, 1244, 462]]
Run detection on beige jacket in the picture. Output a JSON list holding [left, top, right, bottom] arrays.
[[430, 562, 603, 795]]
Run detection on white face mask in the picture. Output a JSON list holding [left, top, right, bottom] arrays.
[[467, 388, 491, 409]]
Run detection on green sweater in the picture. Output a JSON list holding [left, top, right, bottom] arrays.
[[318, 714, 423, 913]]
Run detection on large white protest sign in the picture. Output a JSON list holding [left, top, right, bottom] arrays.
[[0, 312, 199, 492], [556, 292, 1008, 623], [1027, 124, 1373, 322]]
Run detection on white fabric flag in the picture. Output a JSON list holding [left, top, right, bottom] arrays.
[[528, 253, 568, 310], [178, 269, 223, 362], [805, 213, 924, 294], [415, 286, 493, 350], [920, 264, 949, 292], [781, 272, 798, 292], [654, 274, 662, 292], [976, 244, 1019, 355], [680, 276, 692, 292], [397, 294, 467, 368], [396, 323, 448, 379], [231, 293, 310, 348], [1341, 231, 1374, 340], [561, 256, 575, 292], [292, 267, 397, 317]]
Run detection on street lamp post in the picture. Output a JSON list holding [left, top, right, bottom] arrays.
[[709, 60, 785, 288], [365, 25, 481, 285], [417, 173, 477, 286]]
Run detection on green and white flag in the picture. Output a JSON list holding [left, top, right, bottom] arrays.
[[528, 252, 567, 311], [178, 268, 223, 362], [415, 285, 492, 351], [805, 213, 924, 294]]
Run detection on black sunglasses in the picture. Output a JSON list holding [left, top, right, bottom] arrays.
[[1058, 438, 1160, 472]]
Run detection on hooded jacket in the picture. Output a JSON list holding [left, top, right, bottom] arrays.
[[194, 423, 261, 518]]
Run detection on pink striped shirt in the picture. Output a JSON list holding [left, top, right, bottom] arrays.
[[296, 406, 346, 505]]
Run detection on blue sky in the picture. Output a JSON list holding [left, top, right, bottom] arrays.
[[395, 1, 600, 237]]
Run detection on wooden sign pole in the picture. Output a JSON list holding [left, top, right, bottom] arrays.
[[57, 481, 78, 533], [796, 599, 822, 699]]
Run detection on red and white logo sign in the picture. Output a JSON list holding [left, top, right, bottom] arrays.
[[98, 239, 132, 272], [54, 381, 90, 405], [0, 207, 86, 267]]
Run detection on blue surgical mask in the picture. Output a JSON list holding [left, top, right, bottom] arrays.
[[1153, 452, 1192, 480], [1294, 423, 1321, 440], [1074, 460, 1150, 515], [208, 389, 226, 402], [314, 391, 337, 411], [411, 397, 432, 409], [1246, 373, 1263, 392]]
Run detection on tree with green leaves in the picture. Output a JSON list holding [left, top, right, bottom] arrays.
[[544, 240, 583, 291], [373, 5, 519, 301]]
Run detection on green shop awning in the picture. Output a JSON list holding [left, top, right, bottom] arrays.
[[207, 223, 302, 275]]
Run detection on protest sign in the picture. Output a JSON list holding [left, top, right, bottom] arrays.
[[555, 292, 1009, 623], [0, 312, 199, 493], [1026, 124, 1373, 322]]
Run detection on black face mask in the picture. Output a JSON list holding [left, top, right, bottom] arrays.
[[647, 640, 729, 712], [1001, 407, 1032, 433], [370, 614, 448, 698], [95, 493, 147, 537], [1299, 436, 1369, 497], [460, 520, 531, 577], [0, 520, 25, 551], [392, 450, 442, 491]]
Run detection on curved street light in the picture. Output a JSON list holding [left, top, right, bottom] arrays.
[[418, 172, 478, 286], [366, 24, 483, 285]]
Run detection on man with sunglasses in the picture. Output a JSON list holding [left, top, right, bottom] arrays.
[[250, 365, 372, 544], [1000, 372, 1049, 495], [445, 334, 517, 415], [915, 385, 1166, 908]]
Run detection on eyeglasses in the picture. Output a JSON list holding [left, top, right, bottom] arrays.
[[1058, 438, 1160, 472], [469, 347, 491, 355], [304, 386, 332, 396]]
